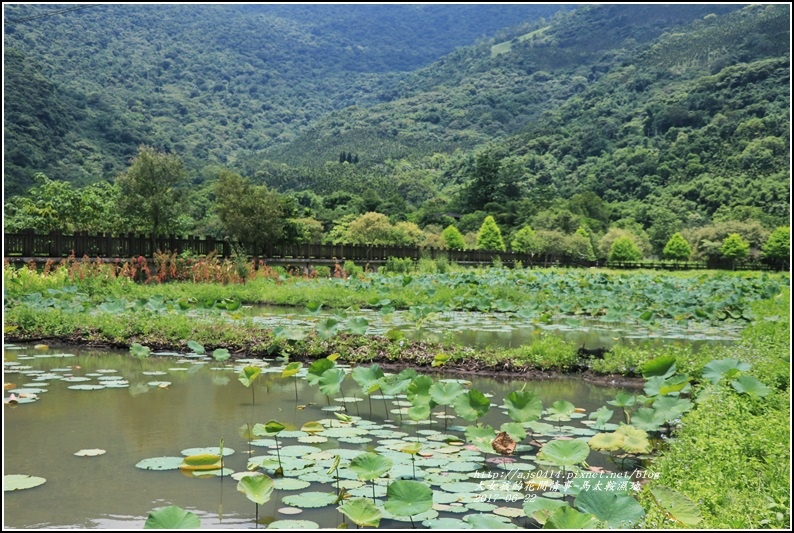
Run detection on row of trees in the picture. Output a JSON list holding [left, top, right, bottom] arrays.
[[4, 146, 789, 268]]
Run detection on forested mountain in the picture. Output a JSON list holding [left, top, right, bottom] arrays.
[[3, 4, 790, 263], [3, 3, 562, 195]]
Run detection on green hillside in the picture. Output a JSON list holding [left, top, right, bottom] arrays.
[[3, 3, 562, 195]]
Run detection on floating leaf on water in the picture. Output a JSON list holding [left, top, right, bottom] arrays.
[[67, 384, 106, 391], [463, 513, 519, 529], [274, 478, 311, 491], [350, 452, 393, 481], [268, 520, 320, 529], [74, 449, 106, 457], [135, 456, 185, 471], [4, 474, 47, 491], [282, 491, 337, 508], [180, 447, 234, 457], [278, 445, 323, 457]]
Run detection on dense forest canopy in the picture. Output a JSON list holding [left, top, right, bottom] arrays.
[[3, 4, 791, 263]]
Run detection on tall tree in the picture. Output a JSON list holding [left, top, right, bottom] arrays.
[[609, 236, 642, 262], [214, 170, 292, 254], [116, 146, 188, 238], [442, 225, 466, 250], [663, 232, 692, 262], [720, 233, 750, 269], [761, 226, 790, 270], [476, 215, 506, 251]]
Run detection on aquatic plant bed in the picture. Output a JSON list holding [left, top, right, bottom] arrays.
[[4, 342, 706, 529]]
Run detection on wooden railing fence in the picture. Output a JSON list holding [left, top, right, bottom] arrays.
[[3, 230, 779, 271]]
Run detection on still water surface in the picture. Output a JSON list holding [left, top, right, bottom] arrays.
[[4, 343, 632, 529]]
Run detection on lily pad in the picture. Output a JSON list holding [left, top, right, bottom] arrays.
[[267, 520, 319, 529], [574, 489, 645, 528], [4, 474, 47, 491], [273, 478, 311, 491], [464, 513, 519, 529], [282, 491, 337, 508], [423, 517, 473, 529], [181, 447, 234, 457], [74, 449, 106, 457], [135, 456, 185, 471]]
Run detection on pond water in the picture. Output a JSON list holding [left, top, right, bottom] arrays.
[[242, 305, 741, 351], [4, 343, 636, 529]]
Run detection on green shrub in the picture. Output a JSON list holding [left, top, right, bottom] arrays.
[[343, 260, 363, 279], [383, 256, 414, 274]]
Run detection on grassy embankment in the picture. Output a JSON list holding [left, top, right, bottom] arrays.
[[642, 290, 790, 529]]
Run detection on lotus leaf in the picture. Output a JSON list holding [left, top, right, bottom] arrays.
[[731, 375, 771, 397], [316, 318, 340, 340], [523, 497, 569, 525], [144, 505, 200, 529], [282, 491, 336, 508], [500, 422, 527, 442], [385, 480, 433, 517], [4, 474, 46, 491], [546, 400, 575, 422], [268, 520, 320, 529], [649, 485, 702, 526], [180, 454, 222, 471], [350, 452, 393, 481], [504, 390, 543, 423], [454, 389, 490, 421], [306, 358, 335, 385], [238, 366, 261, 387], [651, 396, 692, 422], [423, 517, 473, 529], [338, 497, 383, 527], [316, 368, 346, 396], [428, 381, 465, 406], [211, 348, 230, 362], [543, 505, 600, 529], [588, 432, 623, 452], [237, 474, 274, 505], [347, 317, 370, 335], [135, 456, 186, 471], [538, 439, 589, 468], [630, 408, 666, 431], [702, 358, 752, 385], [186, 340, 205, 355], [607, 391, 635, 408], [641, 355, 677, 378], [130, 343, 150, 359], [574, 490, 645, 528], [464, 513, 519, 529], [281, 362, 302, 378]]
